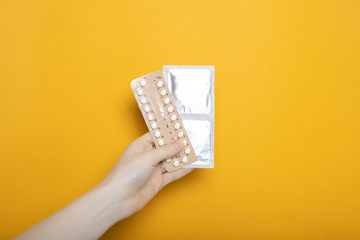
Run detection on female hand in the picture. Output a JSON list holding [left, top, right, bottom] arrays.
[[101, 132, 194, 219], [15, 132, 193, 240]]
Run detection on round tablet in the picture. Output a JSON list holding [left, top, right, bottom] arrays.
[[181, 157, 188, 163], [144, 106, 150, 112], [173, 160, 180, 167], [167, 106, 174, 113], [174, 123, 180, 129], [182, 139, 187, 145], [160, 89, 166, 96], [165, 158, 171, 163], [140, 97, 146, 104], [177, 131, 184, 138], [158, 139, 164, 146], [154, 131, 161, 138], [164, 98, 170, 105], [157, 81, 163, 87], [140, 80, 146, 87], [147, 114, 154, 121], [184, 147, 191, 155], [151, 122, 157, 129], [137, 89, 143, 96], [170, 114, 177, 121]]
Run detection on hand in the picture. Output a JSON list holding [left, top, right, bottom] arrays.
[[101, 132, 194, 219], [14, 132, 193, 240]]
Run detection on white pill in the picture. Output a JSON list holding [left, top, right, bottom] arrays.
[[160, 89, 166, 96], [137, 89, 143, 96], [184, 147, 191, 155], [173, 160, 180, 167], [158, 139, 164, 146], [182, 157, 188, 163], [171, 114, 177, 121], [147, 114, 154, 121], [165, 158, 171, 163], [154, 131, 161, 138], [174, 123, 180, 129], [140, 97, 146, 104], [167, 106, 174, 113], [164, 98, 170, 105], [140, 80, 146, 87], [157, 81, 163, 87], [182, 139, 187, 145], [151, 122, 157, 129], [177, 131, 184, 138], [144, 106, 150, 112]]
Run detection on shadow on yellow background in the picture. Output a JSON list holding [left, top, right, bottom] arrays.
[[1, 0, 359, 239]]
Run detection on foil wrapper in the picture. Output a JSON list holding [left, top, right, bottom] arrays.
[[163, 66, 215, 168]]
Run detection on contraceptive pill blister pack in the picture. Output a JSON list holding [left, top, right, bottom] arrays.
[[163, 65, 215, 168], [130, 71, 197, 172]]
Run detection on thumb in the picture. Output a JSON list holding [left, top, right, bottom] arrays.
[[144, 140, 183, 166]]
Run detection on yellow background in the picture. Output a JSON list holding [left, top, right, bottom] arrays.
[[1, 0, 359, 239]]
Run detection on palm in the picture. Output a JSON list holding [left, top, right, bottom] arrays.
[[135, 166, 164, 209], [109, 132, 193, 213]]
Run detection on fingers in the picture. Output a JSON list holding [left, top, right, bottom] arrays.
[[133, 132, 154, 147], [162, 168, 194, 187], [142, 140, 182, 167], [124, 132, 154, 156]]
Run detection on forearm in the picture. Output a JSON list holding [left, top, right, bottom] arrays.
[[15, 182, 127, 240], [14, 133, 191, 239]]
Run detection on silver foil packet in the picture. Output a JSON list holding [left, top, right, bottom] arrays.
[[163, 65, 215, 168]]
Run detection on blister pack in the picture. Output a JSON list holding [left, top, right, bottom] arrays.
[[130, 71, 197, 172], [163, 65, 215, 168]]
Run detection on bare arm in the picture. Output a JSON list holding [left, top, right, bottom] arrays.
[[15, 133, 193, 240]]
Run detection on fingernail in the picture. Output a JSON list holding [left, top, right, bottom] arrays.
[[172, 140, 182, 149]]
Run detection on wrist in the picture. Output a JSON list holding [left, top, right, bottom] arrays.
[[95, 180, 135, 224]]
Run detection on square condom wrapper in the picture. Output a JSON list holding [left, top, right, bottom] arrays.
[[163, 65, 215, 168]]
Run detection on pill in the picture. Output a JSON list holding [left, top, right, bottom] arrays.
[[137, 89, 143, 96], [147, 114, 154, 121], [131, 71, 197, 171], [157, 81, 163, 87]]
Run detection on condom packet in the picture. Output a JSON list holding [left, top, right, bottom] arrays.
[[163, 65, 215, 168]]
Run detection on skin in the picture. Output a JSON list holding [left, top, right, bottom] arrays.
[[15, 132, 193, 240]]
